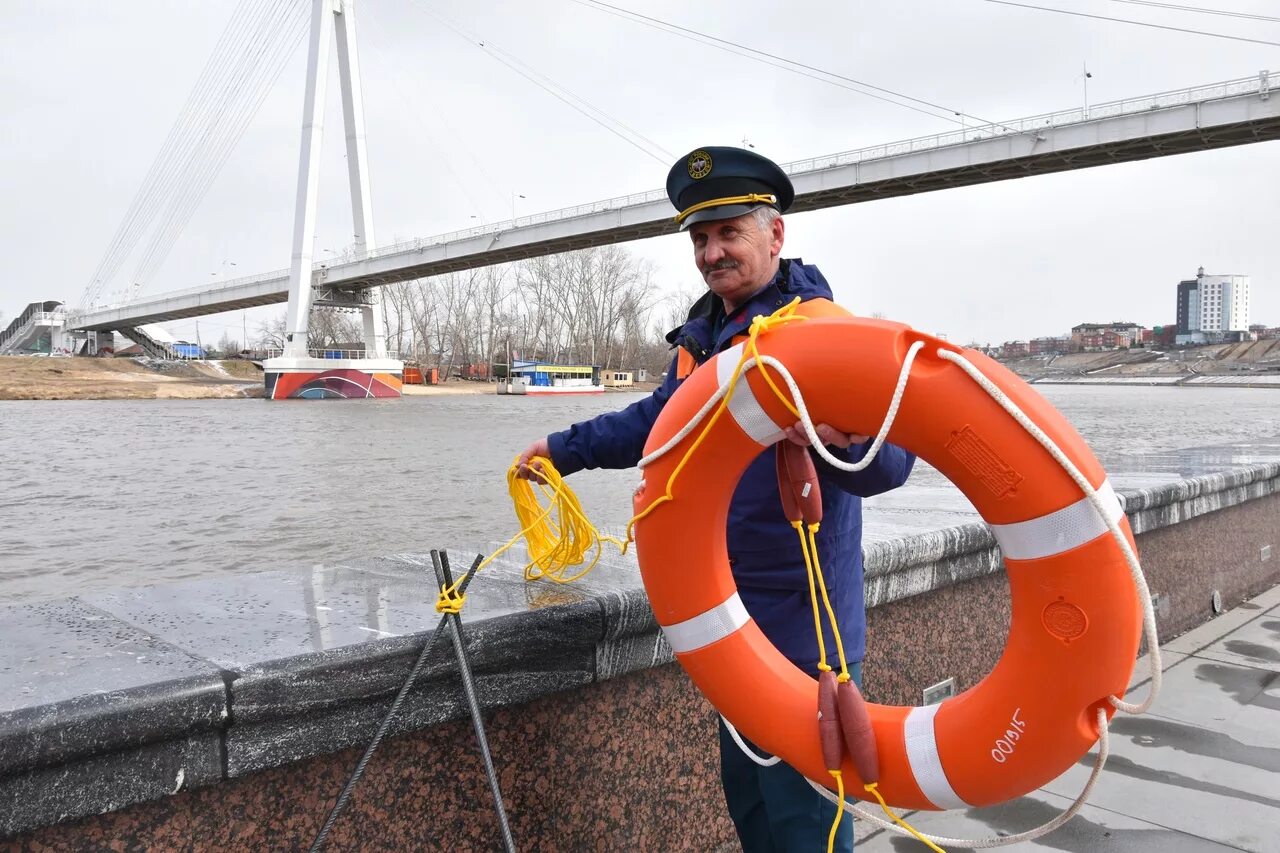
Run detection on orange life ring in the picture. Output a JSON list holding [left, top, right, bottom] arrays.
[[632, 315, 1142, 810]]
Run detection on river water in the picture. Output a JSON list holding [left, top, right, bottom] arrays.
[[2, 385, 1278, 602]]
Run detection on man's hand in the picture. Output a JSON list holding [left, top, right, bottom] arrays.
[[516, 437, 552, 483], [782, 421, 870, 450]]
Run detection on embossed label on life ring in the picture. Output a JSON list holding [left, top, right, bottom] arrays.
[[946, 426, 1023, 498], [1043, 599, 1088, 642]]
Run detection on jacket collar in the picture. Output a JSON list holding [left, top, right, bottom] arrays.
[[666, 259, 796, 359]]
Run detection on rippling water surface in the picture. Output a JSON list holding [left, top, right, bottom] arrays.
[[2, 385, 1277, 601]]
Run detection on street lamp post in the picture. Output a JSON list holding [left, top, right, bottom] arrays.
[[1080, 63, 1093, 118], [512, 193, 526, 219]]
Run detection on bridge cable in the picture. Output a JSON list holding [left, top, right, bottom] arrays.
[[128, 2, 297, 289], [399, 0, 673, 164], [1111, 0, 1280, 26], [90, 0, 288, 307], [983, 0, 1280, 48], [130, 3, 309, 289], [81, 0, 272, 308], [358, 2, 507, 219], [87, 0, 293, 307], [572, 0, 1021, 134], [80, 0, 279, 309], [130, 1, 305, 287]]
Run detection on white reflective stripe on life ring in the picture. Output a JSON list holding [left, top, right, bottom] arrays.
[[662, 592, 751, 655], [904, 703, 970, 811], [717, 343, 787, 447], [989, 479, 1124, 561]]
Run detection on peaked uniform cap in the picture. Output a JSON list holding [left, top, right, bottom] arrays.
[[666, 146, 794, 230]]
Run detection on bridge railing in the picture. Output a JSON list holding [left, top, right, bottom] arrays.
[[262, 348, 408, 360], [83, 266, 291, 312], [784, 72, 1272, 173], [351, 72, 1274, 267], [99, 70, 1274, 309]]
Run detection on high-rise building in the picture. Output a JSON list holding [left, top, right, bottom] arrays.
[[1175, 267, 1250, 344]]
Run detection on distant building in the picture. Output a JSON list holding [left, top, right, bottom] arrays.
[[1028, 335, 1074, 355], [1000, 340, 1028, 358], [1151, 325, 1178, 346], [1250, 324, 1280, 341], [602, 370, 635, 387], [1176, 266, 1250, 344], [1070, 322, 1144, 351]]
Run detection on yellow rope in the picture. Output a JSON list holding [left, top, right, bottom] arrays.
[[623, 299, 809, 543], [460, 297, 936, 849], [471, 297, 938, 852], [434, 455, 631, 609], [808, 523, 850, 681], [826, 770, 847, 853], [435, 585, 466, 614], [864, 783, 948, 853], [795, 520, 831, 673], [446, 298, 807, 609]]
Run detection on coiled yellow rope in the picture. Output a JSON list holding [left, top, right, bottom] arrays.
[[503, 456, 630, 583], [433, 453, 631, 610]]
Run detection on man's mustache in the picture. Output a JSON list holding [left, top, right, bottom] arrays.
[[703, 260, 739, 274]]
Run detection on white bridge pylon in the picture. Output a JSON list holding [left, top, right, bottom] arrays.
[[256, 0, 401, 399], [282, 0, 386, 360]]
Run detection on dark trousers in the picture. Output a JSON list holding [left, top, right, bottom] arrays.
[[718, 662, 861, 853]]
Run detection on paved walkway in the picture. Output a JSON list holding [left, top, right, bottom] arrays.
[[851, 582, 1280, 852]]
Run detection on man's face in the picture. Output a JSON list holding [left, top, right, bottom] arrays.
[[689, 211, 785, 311]]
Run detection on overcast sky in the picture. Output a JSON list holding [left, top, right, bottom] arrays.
[[2, 0, 1277, 347]]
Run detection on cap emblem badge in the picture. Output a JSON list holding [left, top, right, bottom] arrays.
[[687, 150, 713, 179]]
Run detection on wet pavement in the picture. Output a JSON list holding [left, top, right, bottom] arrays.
[[850, 581, 1280, 852]]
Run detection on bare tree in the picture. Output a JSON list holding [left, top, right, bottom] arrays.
[[379, 284, 416, 359], [216, 331, 240, 355], [307, 309, 363, 350], [249, 245, 688, 381], [256, 314, 286, 350], [510, 245, 664, 370], [254, 309, 361, 352], [518, 254, 570, 363]]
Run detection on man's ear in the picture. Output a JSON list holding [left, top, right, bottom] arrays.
[[771, 215, 786, 256]]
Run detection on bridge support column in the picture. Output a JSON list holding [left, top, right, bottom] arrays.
[[266, 0, 401, 399]]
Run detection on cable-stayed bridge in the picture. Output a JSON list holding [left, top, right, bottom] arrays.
[[70, 71, 1279, 336]]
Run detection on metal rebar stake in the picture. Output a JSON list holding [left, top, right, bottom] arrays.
[[432, 550, 517, 853], [310, 553, 489, 852]]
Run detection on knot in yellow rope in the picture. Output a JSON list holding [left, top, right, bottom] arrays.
[[435, 585, 466, 614]]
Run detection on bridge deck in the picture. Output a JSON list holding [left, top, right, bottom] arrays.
[[72, 73, 1279, 333]]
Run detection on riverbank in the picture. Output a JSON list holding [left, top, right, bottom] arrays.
[[0, 357, 661, 400], [0, 356, 263, 400], [1000, 339, 1280, 388]]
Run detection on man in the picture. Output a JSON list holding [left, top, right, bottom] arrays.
[[517, 146, 914, 852]]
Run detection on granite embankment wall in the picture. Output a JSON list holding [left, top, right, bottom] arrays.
[[2, 445, 1278, 851]]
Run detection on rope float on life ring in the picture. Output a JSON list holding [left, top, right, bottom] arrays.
[[631, 308, 1157, 814]]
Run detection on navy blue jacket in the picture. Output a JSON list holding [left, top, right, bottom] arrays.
[[547, 259, 915, 672]]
